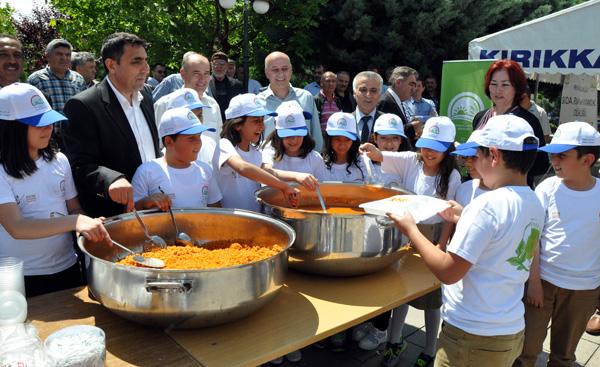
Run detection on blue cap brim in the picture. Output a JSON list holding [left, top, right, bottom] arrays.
[[187, 102, 207, 110], [451, 148, 477, 157], [19, 110, 67, 127], [375, 129, 407, 138], [538, 144, 576, 153], [277, 126, 308, 138], [178, 124, 216, 135], [246, 108, 277, 117], [327, 130, 357, 141], [415, 138, 452, 152], [456, 141, 480, 150]]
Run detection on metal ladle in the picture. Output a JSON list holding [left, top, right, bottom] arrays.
[[158, 187, 193, 246], [132, 208, 168, 248], [315, 186, 327, 213], [110, 239, 165, 269]]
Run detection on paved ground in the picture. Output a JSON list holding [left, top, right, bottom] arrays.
[[264, 306, 600, 366]]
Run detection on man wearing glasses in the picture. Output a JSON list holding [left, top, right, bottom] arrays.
[[208, 51, 243, 121]]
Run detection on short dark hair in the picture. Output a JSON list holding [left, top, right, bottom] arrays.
[[152, 63, 166, 70], [71, 51, 96, 70], [0, 120, 57, 179], [101, 32, 147, 69], [161, 133, 180, 147], [263, 130, 316, 161], [46, 38, 72, 54], [479, 137, 538, 174], [575, 145, 600, 166]]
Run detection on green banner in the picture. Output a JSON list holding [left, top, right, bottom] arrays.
[[440, 60, 493, 142]]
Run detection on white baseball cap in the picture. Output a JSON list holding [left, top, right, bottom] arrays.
[[326, 112, 358, 141], [452, 130, 483, 157], [0, 83, 66, 126], [158, 107, 216, 138], [373, 113, 406, 137], [225, 93, 276, 120], [166, 88, 206, 111], [539, 121, 600, 153], [274, 101, 312, 138], [458, 114, 538, 152], [415, 116, 456, 152]]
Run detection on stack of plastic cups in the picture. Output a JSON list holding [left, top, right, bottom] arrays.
[[0, 257, 27, 326]]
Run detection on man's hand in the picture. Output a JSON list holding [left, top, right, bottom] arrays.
[[108, 177, 134, 212], [526, 278, 544, 308]]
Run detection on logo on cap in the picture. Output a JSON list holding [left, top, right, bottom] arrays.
[[187, 111, 196, 120], [184, 92, 195, 103], [337, 118, 347, 128], [429, 125, 440, 135], [30, 95, 45, 110], [389, 118, 399, 127], [285, 115, 295, 125]]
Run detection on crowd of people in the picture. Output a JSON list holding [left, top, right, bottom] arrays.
[[0, 31, 599, 367]]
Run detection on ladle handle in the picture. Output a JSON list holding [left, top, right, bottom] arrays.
[[110, 239, 136, 255], [315, 186, 327, 213], [158, 187, 179, 239], [132, 208, 152, 240]]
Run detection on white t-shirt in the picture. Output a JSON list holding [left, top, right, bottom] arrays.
[[132, 157, 221, 208], [0, 153, 78, 276], [442, 186, 545, 336], [160, 135, 220, 174], [455, 179, 488, 208], [381, 151, 461, 200], [535, 176, 600, 290], [321, 160, 366, 183], [218, 139, 263, 211], [262, 145, 326, 178]]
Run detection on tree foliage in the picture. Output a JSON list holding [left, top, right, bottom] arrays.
[[0, 4, 16, 35]]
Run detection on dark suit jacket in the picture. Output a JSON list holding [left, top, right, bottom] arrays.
[[63, 79, 160, 218], [378, 91, 417, 146], [208, 75, 244, 121], [354, 109, 383, 143]]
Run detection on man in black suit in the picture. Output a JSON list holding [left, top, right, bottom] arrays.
[[208, 51, 243, 121], [378, 66, 420, 146], [352, 71, 383, 143], [63, 33, 160, 218]]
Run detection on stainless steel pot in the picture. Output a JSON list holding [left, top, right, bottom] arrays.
[[78, 208, 295, 329], [256, 183, 429, 276]]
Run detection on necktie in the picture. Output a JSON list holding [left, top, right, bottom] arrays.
[[360, 115, 371, 143]]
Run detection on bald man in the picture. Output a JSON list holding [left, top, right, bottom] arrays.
[[257, 51, 323, 151], [154, 52, 222, 140]]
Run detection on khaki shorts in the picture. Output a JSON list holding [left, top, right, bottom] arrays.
[[435, 322, 524, 367]]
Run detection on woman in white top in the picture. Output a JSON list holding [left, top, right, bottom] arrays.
[[218, 94, 299, 211], [321, 112, 366, 183], [0, 83, 108, 297], [262, 101, 325, 184], [361, 116, 461, 366]]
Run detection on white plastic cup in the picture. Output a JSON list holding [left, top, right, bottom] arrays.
[[0, 290, 27, 325], [0, 257, 25, 296]]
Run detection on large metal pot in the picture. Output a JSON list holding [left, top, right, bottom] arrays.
[[78, 208, 295, 329], [256, 183, 433, 276]]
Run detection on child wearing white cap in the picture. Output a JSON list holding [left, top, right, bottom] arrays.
[[451, 130, 490, 207], [391, 114, 545, 366], [262, 101, 325, 187], [515, 121, 600, 367], [367, 113, 411, 188], [360, 116, 461, 365], [0, 83, 109, 297], [219, 93, 299, 211], [132, 107, 222, 211], [321, 112, 367, 182]]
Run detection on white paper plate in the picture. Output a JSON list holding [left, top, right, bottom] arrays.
[[359, 195, 450, 223]]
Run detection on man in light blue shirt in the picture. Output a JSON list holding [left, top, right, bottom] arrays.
[[303, 64, 324, 96], [257, 52, 323, 151], [409, 77, 437, 121]]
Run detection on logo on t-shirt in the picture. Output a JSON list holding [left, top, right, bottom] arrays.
[[202, 185, 209, 199], [507, 222, 540, 271]]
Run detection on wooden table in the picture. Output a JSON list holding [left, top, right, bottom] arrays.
[[28, 251, 439, 367]]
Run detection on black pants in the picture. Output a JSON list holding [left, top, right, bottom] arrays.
[[24, 262, 83, 298]]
